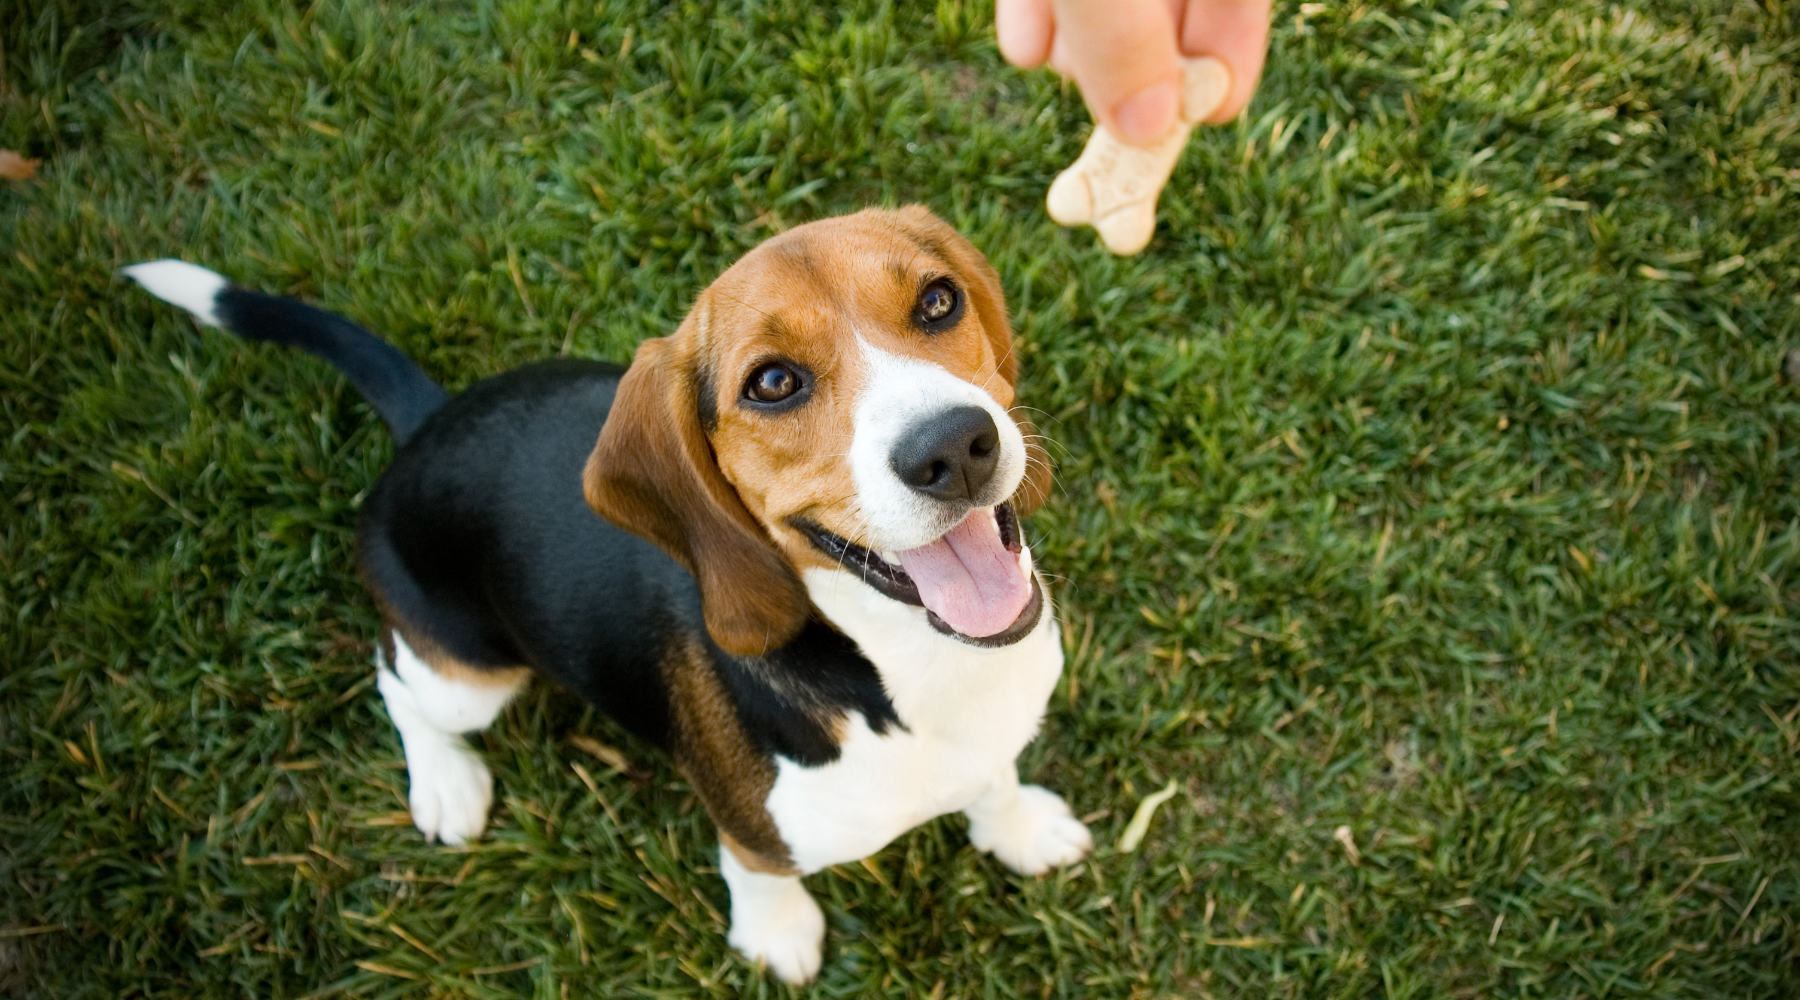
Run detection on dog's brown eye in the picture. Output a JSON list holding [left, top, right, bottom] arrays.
[[915, 279, 961, 330], [746, 363, 799, 402]]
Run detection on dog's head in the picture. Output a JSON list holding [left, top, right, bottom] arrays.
[[583, 206, 1051, 657]]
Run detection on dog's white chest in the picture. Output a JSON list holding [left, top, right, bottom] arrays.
[[768, 566, 1063, 873]]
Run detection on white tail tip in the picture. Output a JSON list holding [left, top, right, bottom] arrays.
[[123, 259, 228, 327]]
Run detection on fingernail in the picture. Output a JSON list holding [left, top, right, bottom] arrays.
[[1113, 81, 1178, 144]]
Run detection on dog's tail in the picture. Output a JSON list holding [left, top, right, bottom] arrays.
[[125, 260, 449, 443]]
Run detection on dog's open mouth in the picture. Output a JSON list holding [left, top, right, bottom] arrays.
[[793, 504, 1043, 647]]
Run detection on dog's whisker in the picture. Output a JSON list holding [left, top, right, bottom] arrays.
[[980, 338, 1021, 391]]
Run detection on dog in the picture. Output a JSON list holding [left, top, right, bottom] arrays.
[[125, 206, 1092, 983]]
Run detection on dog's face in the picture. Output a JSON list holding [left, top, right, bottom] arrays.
[[585, 207, 1050, 656]]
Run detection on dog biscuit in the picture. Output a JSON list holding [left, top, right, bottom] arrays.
[[1046, 56, 1231, 255]]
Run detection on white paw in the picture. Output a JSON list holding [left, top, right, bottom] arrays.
[[728, 881, 825, 985], [405, 738, 492, 847], [968, 784, 1093, 876]]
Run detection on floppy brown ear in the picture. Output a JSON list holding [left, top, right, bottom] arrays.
[[583, 327, 809, 656], [894, 205, 1052, 515]]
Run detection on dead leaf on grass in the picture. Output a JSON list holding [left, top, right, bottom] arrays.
[[0, 150, 40, 182], [1116, 779, 1179, 853]]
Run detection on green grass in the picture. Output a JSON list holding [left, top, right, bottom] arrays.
[[4, 0, 1799, 996]]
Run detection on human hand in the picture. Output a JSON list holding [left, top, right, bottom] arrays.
[[996, 0, 1272, 145]]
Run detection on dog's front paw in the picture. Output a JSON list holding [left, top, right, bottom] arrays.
[[405, 738, 493, 847], [728, 881, 825, 985], [968, 784, 1093, 876]]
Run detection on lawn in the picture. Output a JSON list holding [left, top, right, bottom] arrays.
[[3, 0, 1798, 996]]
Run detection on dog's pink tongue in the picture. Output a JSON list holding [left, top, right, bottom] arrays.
[[895, 509, 1030, 638]]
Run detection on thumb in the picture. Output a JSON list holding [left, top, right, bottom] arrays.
[[1049, 0, 1184, 146]]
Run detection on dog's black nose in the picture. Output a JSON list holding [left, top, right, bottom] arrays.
[[890, 406, 1000, 503]]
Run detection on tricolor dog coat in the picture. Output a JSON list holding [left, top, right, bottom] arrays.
[[126, 207, 1091, 983]]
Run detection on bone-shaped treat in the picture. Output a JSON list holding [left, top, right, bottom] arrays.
[[1046, 57, 1232, 255]]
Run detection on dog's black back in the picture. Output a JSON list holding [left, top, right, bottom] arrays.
[[356, 359, 686, 746]]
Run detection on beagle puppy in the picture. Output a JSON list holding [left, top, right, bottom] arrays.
[[125, 206, 1091, 983]]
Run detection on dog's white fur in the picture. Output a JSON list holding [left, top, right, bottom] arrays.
[[123, 260, 228, 328], [376, 635, 523, 847], [779, 556, 1067, 872], [848, 337, 1028, 552], [720, 846, 827, 984], [714, 561, 1088, 974]]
